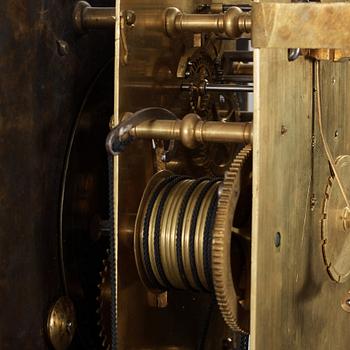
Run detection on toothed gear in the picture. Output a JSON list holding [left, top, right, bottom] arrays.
[[97, 258, 111, 349], [321, 155, 350, 283], [184, 50, 215, 118], [182, 49, 240, 176], [212, 145, 252, 333]]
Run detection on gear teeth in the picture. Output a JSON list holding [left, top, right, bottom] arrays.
[[212, 145, 252, 334], [97, 254, 112, 348], [321, 174, 333, 267]]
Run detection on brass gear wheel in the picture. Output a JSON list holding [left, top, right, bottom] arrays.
[[179, 47, 216, 120], [134, 145, 252, 333], [212, 145, 252, 333], [321, 155, 350, 283], [97, 257, 111, 349], [181, 49, 240, 176]]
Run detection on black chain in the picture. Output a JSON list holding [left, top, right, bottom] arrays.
[[107, 155, 117, 350]]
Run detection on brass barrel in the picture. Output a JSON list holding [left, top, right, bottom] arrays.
[[134, 172, 221, 291]]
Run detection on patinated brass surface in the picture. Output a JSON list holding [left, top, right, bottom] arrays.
[[73, 1, 116, 32], [108, 1, 350, 349], [128, 114, 253, 147], [304, 49, 350, 62], [212, 145, 252, 334], [47, 297, 77, 350], [252, 3, 350, 49], [252, 24, 350, 350], [113, 1, 237, 349], [164, 6, 251, 39]]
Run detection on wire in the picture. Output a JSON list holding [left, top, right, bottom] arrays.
[[59, 57, 113, 294], [315, 60, 350, 209]]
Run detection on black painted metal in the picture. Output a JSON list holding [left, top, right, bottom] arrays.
[[0, 1, 114, 349]]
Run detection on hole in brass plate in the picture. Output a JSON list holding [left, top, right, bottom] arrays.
[[274, 232, 281, 248]]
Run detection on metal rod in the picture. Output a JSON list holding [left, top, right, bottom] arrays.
[[73, 2, 252, 38], [81, 7, 116, 29], [165, 7, 251, 38], [73, 1, 116, 32], [181, 83, 253, 93], [129, 114, 253, 148], [123, 81, 254, 92], [122, 82, 179, 90], [205, 83, 253, 93]]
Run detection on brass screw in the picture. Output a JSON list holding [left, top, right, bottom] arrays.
[[125, 10, 136, 26], [281, 125, 288, 135], [56, 40, 69, 56]]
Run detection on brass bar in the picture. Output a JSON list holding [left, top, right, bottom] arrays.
[[164, 7, 251, 38], [81, 7, 116, 29], [181, 82, 253, 93], [176, 14, 223, 33], [74, 2, 252, 38], [73, 1, 115, 32], [129, 115, 253, 147], [195, 120, 253, 144], [131, 119, 181, 140], [204, 83, 253, 93], [124, 80, 254, 91], [252, 3, 350, 49]]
